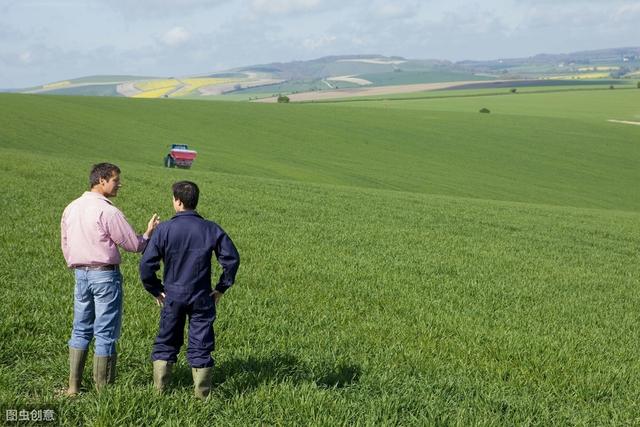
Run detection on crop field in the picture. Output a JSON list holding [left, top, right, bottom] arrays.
[[322, 81, 632, 103], [133, 79, 181, 98], [549, 72, 613, 80], [229, 79, 352, 97], [356, 71, 492, 86], [335, 86, 640, 122], [170, 78, 241, 97], [0, 87, 639, 425], [43, 84, 122, 97], [42, 81, 71, 90], [128, 78, 244, 98]]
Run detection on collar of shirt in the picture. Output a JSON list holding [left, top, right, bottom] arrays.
[[82, 191, 113, 205], [172, 210, 202, 219]]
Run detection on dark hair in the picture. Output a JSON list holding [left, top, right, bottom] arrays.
[[90, 163, 121, 188], [172, 181, 199, 210]]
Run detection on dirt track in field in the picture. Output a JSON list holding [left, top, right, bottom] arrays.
[[608, 119, 640, 126]]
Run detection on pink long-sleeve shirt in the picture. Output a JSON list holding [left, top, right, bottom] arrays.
[[61, 191, 147, 268]]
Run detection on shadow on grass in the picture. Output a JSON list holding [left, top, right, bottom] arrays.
[[171, 354, 361, 395]]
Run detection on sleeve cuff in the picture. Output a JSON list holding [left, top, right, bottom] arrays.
[[144, 284, 164, 297], [215, 283, 231, 293], [151, 288, 165, 297]]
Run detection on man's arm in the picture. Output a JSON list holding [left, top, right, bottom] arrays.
[[139, 230, 165, 298], [213, 228, 240, 294], [60, 210, 69, 263], [104, 210, 158, 253]]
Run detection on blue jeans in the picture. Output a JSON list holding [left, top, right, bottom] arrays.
[[68, 269, 123, 356]]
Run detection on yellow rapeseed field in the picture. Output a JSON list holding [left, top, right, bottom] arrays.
[[577, 66, 620, 72], [43, 81, 71, 89], [170, 78, 239, 97], [135, 79, 180, 91], [550, 72, 611, 80], [132, 79, 181, 98], [130, 77, 240, 98], [132, 87, 176, 98]]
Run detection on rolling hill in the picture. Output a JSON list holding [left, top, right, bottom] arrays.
[[4, 47, 639, 101]]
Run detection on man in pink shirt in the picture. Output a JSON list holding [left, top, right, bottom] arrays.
[[61, 162, 159, 395]]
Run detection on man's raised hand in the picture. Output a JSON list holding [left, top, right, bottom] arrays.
[[145, 213, 160, 238]]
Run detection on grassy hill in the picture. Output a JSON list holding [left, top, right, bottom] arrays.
[[8, 48, 640, 100], [335, 84, 640, 121], [0, 88, 639, 424], [1, 91, 638, 210]]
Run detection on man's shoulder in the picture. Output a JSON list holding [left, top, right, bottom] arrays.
[[201, 217, 222, 231], [155, 221, 170, 233], [64, 193, 95, 214], [67, 192, 116, 209], [168, 213, 219, 232]]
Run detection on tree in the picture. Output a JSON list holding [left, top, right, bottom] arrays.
[[479, 108, 490, 114], [510, 88, 517, 94], [277, 95, 290, 103]]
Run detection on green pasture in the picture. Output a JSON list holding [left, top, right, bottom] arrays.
[[334, 85, 640, 122], [227, 79, 359, 98], [357, 71, 492, 86], [43, 84, 122, 97], [0, 88, 639, 425], [324, 80, 632, 103], [1, 92, 638, 210], [65, 76, 157, 84]]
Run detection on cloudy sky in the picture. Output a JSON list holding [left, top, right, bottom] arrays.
[[1, 0, 639, 88]]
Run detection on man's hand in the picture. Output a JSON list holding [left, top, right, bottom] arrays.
[[210, 290, 223, 305], [144, 214, 160, 239], [156, 292, 166, 307]]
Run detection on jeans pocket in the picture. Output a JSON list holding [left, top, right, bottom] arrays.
[[91, 274, 122, 306]]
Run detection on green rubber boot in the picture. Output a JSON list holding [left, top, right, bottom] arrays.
[[192, 367, 212, 399], [93, 352, 117, 391], [153, 360, 173, 393], [66, 348, 88, 396]]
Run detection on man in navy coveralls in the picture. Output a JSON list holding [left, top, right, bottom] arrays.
[[139, 181, 240, 398]]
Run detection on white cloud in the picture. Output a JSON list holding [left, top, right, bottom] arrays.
[[162, 26, 191, 47], [90, 0, 225, 18], [369, 0, 419, 19], [302, 34, 337, 50], [18, 51, 33, 64], [94, 0, 220, 9], [613, 3, 640, 22], [251, 0, 322, 15]]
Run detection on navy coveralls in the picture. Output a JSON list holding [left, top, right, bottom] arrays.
[[139, 211, 240, 368]]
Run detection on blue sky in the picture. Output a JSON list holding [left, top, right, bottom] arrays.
[[1, 0, 638, 88]]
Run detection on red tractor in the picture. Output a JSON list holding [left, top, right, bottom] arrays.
[[164, 144, 197, 169]]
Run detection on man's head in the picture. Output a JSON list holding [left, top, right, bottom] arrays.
[[90, 163, 121, 197], [172, 181, 199, 212]]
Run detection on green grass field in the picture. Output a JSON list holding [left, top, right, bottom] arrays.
[[226, 79, 359, 99], [42, 84, 122, 97], [333, 85, 640, 122], [0, 87, 639, 425], [321, 81, 632, 103]]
